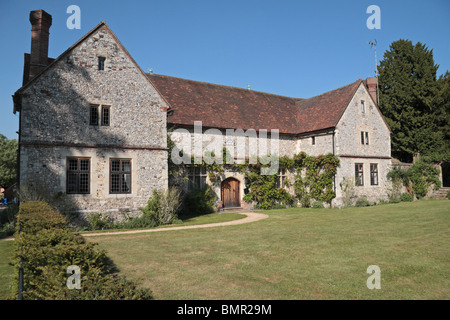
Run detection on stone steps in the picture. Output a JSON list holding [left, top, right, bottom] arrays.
[[219, 206, 245, 213], [434, 187, 450, 199]]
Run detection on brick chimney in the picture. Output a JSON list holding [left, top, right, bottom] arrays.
[[28, 9, 52, 81], [366, 77, 378, 105]]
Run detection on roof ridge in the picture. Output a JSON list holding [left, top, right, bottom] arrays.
[[147, 73, 304, 101], [303, 79, 362, 100]]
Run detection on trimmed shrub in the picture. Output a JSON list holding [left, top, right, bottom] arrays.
[[12, 201, 152, 300], [447, 190, 450, 200], [400, 193, 414, 202]]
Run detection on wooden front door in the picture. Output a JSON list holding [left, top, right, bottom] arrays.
[[221, 178, 240, 208]]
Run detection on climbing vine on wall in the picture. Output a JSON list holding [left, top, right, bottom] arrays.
[[167, 139, 340, 209], [291, 152, 340, 206]]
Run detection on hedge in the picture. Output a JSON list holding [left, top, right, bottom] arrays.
[[12, 201, 153, 300]]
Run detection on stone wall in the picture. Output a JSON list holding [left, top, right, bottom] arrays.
[[333, 84, 392, 206], [170, 126, 297, 163], [19, 24, 168, 214]]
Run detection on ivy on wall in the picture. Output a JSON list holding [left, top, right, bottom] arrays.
[[168, 135, 340, 209]]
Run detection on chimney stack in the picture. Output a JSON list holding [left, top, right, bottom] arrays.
[[366, 77, 378, 106], [29, 9, 52, 81]]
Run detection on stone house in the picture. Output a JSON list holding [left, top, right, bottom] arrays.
[[13, 10, 392, 214]]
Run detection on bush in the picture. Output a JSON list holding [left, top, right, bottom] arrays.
[[181, 185, 217, 216], [117, 211, 158, 229], [12, 201, 152, 300], [312, 201, 324, 208], [87, 213, 114, 231], [142, 188, 181, 225], [355, 197, 370, 207], [387, 161, 440, 200], [339, 177, 356, 207], [400, 193, 414, 202], [389, 197, 401, 203], [408, 161, 440, 199], [0, 203, 18, 238], [447, 190, 450, 200]]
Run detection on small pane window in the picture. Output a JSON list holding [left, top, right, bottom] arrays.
[[67, 158, 90, 194], [101, 106, 110, 126], [370, 163, 379, 186], [355, 163, 364, 186], [361, 100, 365, 113], [187, 166, 207, 191], [311, 136, 315, 145], [98, 57, 105, 71], [110, 159, 132, 194], [90, 105, 99, 125], [361, 131, 369, 145]]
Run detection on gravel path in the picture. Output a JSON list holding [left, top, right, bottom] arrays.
[[0, 211, 269, 241], [82, 211, 269, 237]]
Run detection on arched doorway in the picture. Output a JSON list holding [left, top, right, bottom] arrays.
[[221, 177, 240, 208]]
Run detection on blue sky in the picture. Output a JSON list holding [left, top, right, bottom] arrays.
[[0, 0, 449, 139]]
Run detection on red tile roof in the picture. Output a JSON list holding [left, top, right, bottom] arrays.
[[148, 74, 361, 135]]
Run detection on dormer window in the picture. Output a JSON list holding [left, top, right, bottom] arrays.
[[98, 57, 105, 70]]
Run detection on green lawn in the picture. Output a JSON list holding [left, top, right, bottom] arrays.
[[0, 240, 14, 299], [91, 200, 450, 300], [1, 200, 449, 300]]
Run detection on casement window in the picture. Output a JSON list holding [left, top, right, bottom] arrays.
[[89, 104, 111, 126], [98, 57, 105, 71], [361, 100, 366, 114], [67, 157, 90, 194], [361, 131, 369, 145], [370, 163, 379, 186], [110, 159, 132, 194], [187, 166, 207, 191], [311, 136, 316, 145], [101, 106, 110, 126], [90, 105, 99, 125], [355, 163, 364, 186]]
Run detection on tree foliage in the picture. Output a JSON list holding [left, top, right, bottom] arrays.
[[378, 39, 448, 162], [0, 134, 18, 188]]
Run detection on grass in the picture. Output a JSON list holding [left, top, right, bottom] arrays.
[[0, 200, 449, 299], [78, 212, 246, 234], [0, 240, 14, 299], [90, 200, 450, 299]]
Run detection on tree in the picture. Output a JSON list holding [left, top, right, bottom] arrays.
[[378, 39, 445, 163], [435, 71, 450, 154], [0, 134, 18, 188]]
